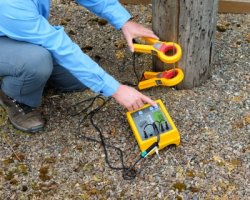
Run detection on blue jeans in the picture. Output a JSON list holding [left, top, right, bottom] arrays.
[[0, 36, 86, 107]]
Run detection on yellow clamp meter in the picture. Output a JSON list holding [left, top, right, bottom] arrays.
[[133, 37, 182, 64], [126, 99, 180, 156], [138, 68, 184, 90], [133, 37, 184, 90]]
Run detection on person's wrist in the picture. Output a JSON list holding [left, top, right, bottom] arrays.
[[112, 84, 122, 98], [128, 16, 136, 22], [122, 18, 135, 30]]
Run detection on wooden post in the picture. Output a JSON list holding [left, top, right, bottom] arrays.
[[152, 0, 179, 72], [152, 0, 219, 89]]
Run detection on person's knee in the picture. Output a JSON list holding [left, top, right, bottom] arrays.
[[22, 47, 53, 83]]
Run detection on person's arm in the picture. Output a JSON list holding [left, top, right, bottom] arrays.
[[0, 1, 119, 97], [0, 1, 156, 110]]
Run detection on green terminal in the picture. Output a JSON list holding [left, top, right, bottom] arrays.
[[140, 142, 158, 158]]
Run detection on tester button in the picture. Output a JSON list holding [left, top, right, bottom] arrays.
[[154, 105, 159, 109]]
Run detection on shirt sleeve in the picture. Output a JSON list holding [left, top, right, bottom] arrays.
[[0, 1, 120, 97], [76, 0, 131, 29]]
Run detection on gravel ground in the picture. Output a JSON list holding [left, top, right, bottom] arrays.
[[0, 1, 249, 200]]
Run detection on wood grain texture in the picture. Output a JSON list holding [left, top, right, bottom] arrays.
[[152, 0, 179, 71], [178, 0, 218, 88], [152, 0, 218, 89]]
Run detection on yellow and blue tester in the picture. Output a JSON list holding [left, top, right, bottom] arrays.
[[126, 99, 180, 156]]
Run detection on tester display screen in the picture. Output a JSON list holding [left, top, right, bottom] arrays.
[[131, 104, 172, 140]]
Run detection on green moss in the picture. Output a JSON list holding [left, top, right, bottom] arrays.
[[216, 161, 225, 166], [176, 195, 183, 200], [0, 107, 7, 126], [172, 182, 187, 192], [79, 193, 90, 200], [82, 163, 94, 172], [18, 195, 27, 200], [230, 158, 242, 166], [31, 182, 39, 190], [2, 158, 14, 165], [18, 164, 28, 175], [5, 171, 15, 181]]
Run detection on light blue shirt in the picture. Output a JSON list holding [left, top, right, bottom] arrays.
[[0, 0, 131, 96]]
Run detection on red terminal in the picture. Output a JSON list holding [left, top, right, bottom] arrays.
[[159, 44, 177, 56], [162, 69, 178, 79]]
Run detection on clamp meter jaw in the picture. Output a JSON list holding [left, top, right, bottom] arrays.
[[138, 68, 184, 90], [133, 37, 184, 90], [133, 37, 182, 64], [126, 99, 180, 155]]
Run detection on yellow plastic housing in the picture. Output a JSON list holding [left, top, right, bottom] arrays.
[[138, 68, 184, 90], [133, 37, 182, 64], [126, 100, 180, 154]]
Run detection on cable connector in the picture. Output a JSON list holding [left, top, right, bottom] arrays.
[[165, 121, 169, 130], [155, 148, 161, 160], [140, 142, 158, 158]]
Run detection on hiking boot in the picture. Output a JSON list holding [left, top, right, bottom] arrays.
[[0, 90, 45, 133]]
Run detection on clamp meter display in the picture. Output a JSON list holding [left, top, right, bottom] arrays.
[[126, 99, 180, 154]]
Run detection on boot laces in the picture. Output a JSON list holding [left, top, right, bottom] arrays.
[[11, 99, 34, 114]]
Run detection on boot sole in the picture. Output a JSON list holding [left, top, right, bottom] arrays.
[[10, 119, 44, 133], [0, 99, 44, 133]]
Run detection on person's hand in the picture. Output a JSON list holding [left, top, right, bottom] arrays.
[[121, 20, 159, 52], [112, 84, 156, 111]]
